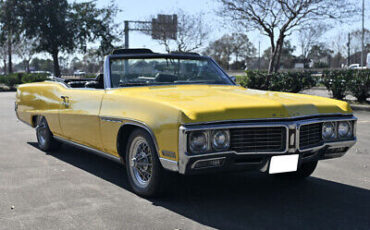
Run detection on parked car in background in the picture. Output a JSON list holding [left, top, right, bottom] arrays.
[[348, 64, 367, 70], [73, 70, 86, 77], [15, 49, 357, 197], [30, 71, 53, 79]]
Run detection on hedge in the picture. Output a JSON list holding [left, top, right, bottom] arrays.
[[0, 73, 48, 89], [236, 70, 370, 102], [238, 70, 317, 93], [322, 69, 370, 102]]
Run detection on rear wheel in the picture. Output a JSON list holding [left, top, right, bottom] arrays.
[[36, 116, 61, 151], [274, 160, 318, 179], [125, 129, 165, 197]]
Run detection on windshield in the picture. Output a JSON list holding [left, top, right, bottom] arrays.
[[109, 57, 233, 88]]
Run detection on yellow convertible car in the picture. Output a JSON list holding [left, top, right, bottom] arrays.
[[15, 49, 357, 197]]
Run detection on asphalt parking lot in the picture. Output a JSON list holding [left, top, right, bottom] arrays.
[[1, 92, 369, 230]]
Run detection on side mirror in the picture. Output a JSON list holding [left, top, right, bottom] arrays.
[[230, 76, 236, 83]]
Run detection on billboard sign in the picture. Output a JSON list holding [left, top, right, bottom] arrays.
[[152, 14, 177, 40]]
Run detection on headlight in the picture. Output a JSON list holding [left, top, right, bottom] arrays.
[[188, 131, 208, 153], [322, 122, 336, 140], [211, 130, 230, 151], [338, 121, 352, 138]]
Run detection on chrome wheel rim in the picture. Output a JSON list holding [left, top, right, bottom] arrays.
[[37, 120, 48, 146], [128, 136, 153, 188]]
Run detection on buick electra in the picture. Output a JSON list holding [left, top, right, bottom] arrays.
[[15, 49, 357, 197]]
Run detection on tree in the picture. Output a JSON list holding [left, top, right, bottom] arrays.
[[0, 43, 7, 73], [298, 24, 327, 58], [330, 32, 348, 56], [307, 44, 333, 64], [262, 40, 296, 69], [203, 38, 230, 68], [205, 35, 234, 69], [204, 33, 256, 69], [219, 0, 358, 73], [350, 28, 370, 63], [14, 33, 36, 73], [20, 0, 119, 77], [230, 33, 256, 63], [30, 58, 54, 72], [331, 52, 346, 68], [0, 0, 23, 74], [70, 57, 84, 72], [148, 10, 210, 53], [82, 49, 102, 73]]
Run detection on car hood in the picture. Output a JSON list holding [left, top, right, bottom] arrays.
[[112, 85, 352, 124]]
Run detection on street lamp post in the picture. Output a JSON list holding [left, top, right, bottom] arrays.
[[124, 21, 129, 49], [123, 15, 177, 50], [361, 0, 365, 67]]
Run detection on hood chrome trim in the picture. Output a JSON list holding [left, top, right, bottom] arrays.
[[182, 113, 354, 126]]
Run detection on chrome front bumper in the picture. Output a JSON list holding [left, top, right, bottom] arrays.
[[175, 115, 357, 174]]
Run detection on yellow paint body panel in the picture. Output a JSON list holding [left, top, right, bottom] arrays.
[[16, 82, 352, 161]]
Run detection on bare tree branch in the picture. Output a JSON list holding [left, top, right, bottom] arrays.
[[219, 0, 359, 73], [144, 10, 210, 53]]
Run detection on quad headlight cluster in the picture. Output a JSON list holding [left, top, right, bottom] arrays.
[[322, 121, 353, 141], [188, 129, 230, 154]]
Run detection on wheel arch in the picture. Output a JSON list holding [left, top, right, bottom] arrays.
[[116, 121, 160, 164], [31, 114, 43, 128]]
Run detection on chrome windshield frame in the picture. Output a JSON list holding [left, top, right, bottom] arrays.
[[102, 54, 235, 90]]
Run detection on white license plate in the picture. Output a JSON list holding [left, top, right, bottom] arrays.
[[269, 154, 299, 174]]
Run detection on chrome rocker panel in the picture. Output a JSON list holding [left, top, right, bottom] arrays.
[[54, 136, 122, 164]]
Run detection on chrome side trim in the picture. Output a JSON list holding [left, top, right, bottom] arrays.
[[15, 111, 34, 128], [100, 116, 160, 152], [119, 120, 177, 171], [54, 136, 122, 164], [99, 116, 179, 171], [120, 121, 160, 153], [100, 116, 123, 123], [159, 158, 179, 172], [15, 102, 34, 128]]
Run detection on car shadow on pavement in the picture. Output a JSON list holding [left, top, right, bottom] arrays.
[[28, 142, 370, 230]]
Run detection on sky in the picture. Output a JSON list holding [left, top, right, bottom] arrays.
[[23, 0, 370, 64], [86, 0, 370, 57]]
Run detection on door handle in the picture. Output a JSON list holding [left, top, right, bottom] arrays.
[[60, 96, 70, 108]]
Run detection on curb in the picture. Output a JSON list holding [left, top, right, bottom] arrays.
[[350, 104, 370, 112]]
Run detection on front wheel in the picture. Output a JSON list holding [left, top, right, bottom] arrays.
[[125, 129, 165, 197], [36, 116, 61, 151], [274, 160, 318, 179]]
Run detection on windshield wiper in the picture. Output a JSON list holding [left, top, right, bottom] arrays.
[[119, 82, 175, 87], [119, 82, 151, 87], [175, 80, 217, 85], [119, 81, 223, 87]]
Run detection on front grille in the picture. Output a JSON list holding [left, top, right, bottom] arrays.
[[230, 127, 287, 153], [299, 123, 323, 149]]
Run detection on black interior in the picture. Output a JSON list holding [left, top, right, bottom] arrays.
[[154, 73, 177, 83], [63, 73, 104, 89]]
